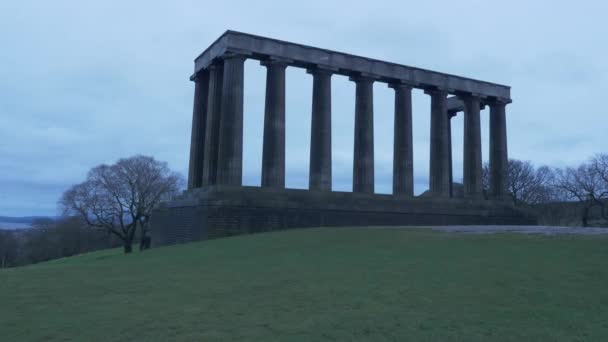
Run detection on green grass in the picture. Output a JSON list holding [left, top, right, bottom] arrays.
[[2, 228, 608, 341]]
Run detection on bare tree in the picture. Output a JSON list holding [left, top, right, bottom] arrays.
[[509, 162, 555, 206], [592, 154, 608, 185], [590, 153, 608, 221], [24, 218, 60, 263], [0, 230, 18, 268], [552, 161, 608, 227], [25, 216, 121, 263], [60, 155, 183, 253], [482, 159, 554, 206]]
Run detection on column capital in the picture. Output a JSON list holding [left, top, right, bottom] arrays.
[[189, 69, 209, 82], [388, 81, 415, 90], [485, 97, 512, 106], [306, 64, 337, 76], [260, 56, 292, 68], [456, 94, 484, 110], [456, 92, 485, 101], [206, 62, 223, 70], [219, 52, 248, 61], [349, 73, 376, 83], [423, 87, 449, 96]]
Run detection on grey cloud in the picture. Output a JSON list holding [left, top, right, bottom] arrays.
[[1, 0, 607, 216]]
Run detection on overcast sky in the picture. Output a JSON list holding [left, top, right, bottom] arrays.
[[1, 0, 607, 217]]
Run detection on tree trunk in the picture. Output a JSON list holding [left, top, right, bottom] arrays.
[[138, 220, 151, 251], [124, 243, 133, 254], [582, 206, 590, 227], [139, 235, 151, 251], [139, 224, 146, 250]]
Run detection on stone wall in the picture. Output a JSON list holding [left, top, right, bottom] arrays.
[[151, 186, 537, 247]]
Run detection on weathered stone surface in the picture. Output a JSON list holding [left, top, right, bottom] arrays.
[[187, 70, 209, 189], [448, 111, 456, 197], [461, 95, 483, 199], [151, 186, 537, 247], [261, 59, 287, 188], [193, 31, 511, 101], [426, 89, 450, 197], [351, 75, 374, 193], [489, 100, 509, 200], [390, 84, 413, 196], [308, 67, 332, 191], [216, 54, 245, 186], [201, 63, 223, 186], [446, 96, 488, 114]]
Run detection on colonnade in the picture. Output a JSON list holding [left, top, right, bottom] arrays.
[[187, 53, 509, 200]]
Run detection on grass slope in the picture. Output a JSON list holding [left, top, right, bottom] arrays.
[[2, 228, 608, 341]]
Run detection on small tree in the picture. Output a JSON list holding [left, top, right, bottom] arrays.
[[552, 161, 607, 227], [60, 155, 183, 253], [482, 159, 554, 206]]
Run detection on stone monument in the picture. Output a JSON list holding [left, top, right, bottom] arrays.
[[151, 30, 535, 247]]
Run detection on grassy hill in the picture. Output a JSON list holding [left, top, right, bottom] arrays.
[[2, 228, 608, 341]]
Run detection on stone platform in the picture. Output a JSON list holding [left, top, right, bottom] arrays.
[[150, 186, 537, 247]]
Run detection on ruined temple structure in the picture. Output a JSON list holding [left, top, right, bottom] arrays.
[[151, 30, 535, 247]]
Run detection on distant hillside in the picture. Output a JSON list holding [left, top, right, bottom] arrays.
[[0, 216, 57, 230]]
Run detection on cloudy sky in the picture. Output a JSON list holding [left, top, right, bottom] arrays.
[[1, 0, 606, 217]]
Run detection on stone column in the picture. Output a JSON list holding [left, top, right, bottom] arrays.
[[261, 59, 288, 188], [447, 110, 457, 198], [351, 75, 375, 194], [201, 62, 224, 186], [389, 83, 413, 196], [489, 99, 509, 200], [425, 88, 450, 197], [187, 70, 210, 190], [307, 67, 333, 191], [217, 53, 246, 186], [461, 94, 483, 199]]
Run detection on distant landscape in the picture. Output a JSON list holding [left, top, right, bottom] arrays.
[[0, 216, 55, 230]]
